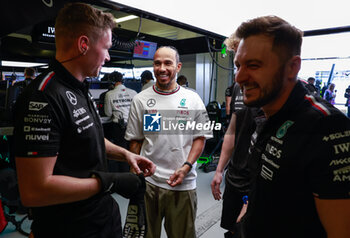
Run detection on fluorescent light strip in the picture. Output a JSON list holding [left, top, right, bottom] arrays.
[[1, 61, 47, 68], [115, 15, 138, 23]]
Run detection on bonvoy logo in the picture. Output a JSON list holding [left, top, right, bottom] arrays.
[[29, 101, 48, 111]]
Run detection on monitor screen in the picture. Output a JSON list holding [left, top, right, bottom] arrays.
[[133, 40, 157, 59]]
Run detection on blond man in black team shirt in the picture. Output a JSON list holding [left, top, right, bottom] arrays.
[[14, 3, 155, 238]]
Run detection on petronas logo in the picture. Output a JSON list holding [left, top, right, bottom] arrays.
[[180, 98, 186, 107], [276, 120, 294, 139]]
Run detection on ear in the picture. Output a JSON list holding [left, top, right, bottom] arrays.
[[78, 36, 89, 54], [176, 62, 182, 73], [287, 55, 301, 79]]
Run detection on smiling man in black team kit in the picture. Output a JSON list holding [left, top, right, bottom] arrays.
[[229, 15, 350, 238], [13, 3, 155, 238]]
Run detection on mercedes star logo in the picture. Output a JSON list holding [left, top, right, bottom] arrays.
[[66, 91, 77, 105], [147, 98, 156, 107], [42, 0, 53, 7]]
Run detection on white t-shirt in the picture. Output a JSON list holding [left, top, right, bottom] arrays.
[[180, 84, 197, 93], [125, 85, 212, 191], [104, 84, 137, 123], [141, 80, 155, 91]]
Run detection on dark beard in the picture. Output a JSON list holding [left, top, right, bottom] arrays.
[[244, 65, 285, 108], [156, 78, 175, 91]]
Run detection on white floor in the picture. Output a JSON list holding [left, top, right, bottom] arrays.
[[1, 168, 227, 238]]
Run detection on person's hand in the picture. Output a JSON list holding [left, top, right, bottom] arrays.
[[123, 174, 147, 238], [167, 166, 188, 187], [210, 171, 223, 200], [91, 171, 141, 198], [125, 152, 156, 177]]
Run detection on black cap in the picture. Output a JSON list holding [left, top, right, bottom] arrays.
[[140, 70, 153, 80]]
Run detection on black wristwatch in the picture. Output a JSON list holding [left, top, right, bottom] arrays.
[[183, 161, 193, 169]]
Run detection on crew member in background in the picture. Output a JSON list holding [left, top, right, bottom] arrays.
[[104, 71, 137, 172], [177, 74, 196, 92], [323, 83, 336, 105], [98, 73, 113, 117], [345, 85, 350, 118], [140, 70, 155, 91], [14, 67, 35, 88], [305, 77, 319, 96], [211, 34, 264, 238], [225, 83, 234, 121]]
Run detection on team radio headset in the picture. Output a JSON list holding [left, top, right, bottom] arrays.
[[59, 43, 87, 64]]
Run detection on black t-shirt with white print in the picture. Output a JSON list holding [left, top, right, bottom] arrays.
[[14, 59, 121, 237], [242, 81, 350, 238]]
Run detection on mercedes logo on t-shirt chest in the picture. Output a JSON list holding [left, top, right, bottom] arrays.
[[66, 91, 77, 105], [147, 98, 156, 107]]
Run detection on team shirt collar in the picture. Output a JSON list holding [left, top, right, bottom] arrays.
[[153, 84, 180, 95], [268, 81, 307, 123], [49, 58, 89, 92]]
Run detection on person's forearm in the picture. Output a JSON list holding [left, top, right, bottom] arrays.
[[216, 113, 236, 173], [16, 156, 101, 207], [22, 175, 100, 207], [186, 137, 205, 165], [216, 133, 235, 173], [225, 96, 232, 116], [105, 138, 129, 161], [315, 198, 350, 238], [129, 140, 143, 155]]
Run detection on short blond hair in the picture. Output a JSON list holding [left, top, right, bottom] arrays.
[[55, 3, 115, 50], [224, 33, 240, 53]]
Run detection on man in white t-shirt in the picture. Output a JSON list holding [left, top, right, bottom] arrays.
[[125, 46, 212, 238]]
